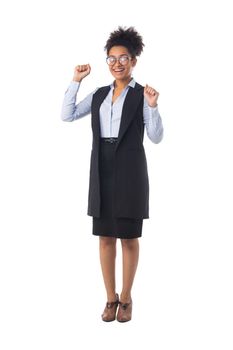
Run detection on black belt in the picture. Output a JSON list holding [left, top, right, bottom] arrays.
[[101, 137, 118, 143]]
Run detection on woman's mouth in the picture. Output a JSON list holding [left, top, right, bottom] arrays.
[[113, 68, 125, 73]]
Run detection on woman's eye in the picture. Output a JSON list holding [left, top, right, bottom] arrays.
[[120, 56, 128, 63]]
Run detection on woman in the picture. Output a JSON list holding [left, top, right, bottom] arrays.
[[61, 26, 163, 322]]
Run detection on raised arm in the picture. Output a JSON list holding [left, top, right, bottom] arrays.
[[143, 84, 164, 143], [61, 64, 97, 122]]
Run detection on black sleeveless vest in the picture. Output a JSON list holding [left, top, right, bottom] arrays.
[[87, 82, 149, 219]]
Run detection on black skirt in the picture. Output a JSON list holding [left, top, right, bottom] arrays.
[[92, 138, 143, 239]]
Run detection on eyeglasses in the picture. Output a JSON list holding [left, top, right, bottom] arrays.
[[106, 55, 132, 66]]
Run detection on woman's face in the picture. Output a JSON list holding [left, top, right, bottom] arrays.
[[107, 46, 137, 82]]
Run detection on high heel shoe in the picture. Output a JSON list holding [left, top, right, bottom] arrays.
[[101, 293, 119, 322], [116, 299, 132, 322]]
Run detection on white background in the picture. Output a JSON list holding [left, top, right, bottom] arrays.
[[0, 0, 233, 349]]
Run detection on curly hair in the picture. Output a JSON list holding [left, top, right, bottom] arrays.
[[104, 26, 144, 58]]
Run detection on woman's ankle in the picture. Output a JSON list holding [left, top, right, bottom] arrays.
[[120, 292, 132, 303], [107, 292, 118, 302]]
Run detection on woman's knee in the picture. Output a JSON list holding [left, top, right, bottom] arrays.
[[121, 238, 139, 250], [99, 236, 117, 248]]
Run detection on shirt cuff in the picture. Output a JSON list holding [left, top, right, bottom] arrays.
[[148, 104, 158, 111], [64, 80, 80, 95], [70, 80, 80, 89]]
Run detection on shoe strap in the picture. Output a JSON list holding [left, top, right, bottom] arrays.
[[119, 301, 132, 310], [106, 300, 119, 309]]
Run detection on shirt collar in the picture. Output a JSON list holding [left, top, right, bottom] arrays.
[[110, 77, 136, 89]]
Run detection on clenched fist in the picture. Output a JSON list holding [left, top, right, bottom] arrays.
[[144, 84, 159, 107], [73, 64, 91, 82]]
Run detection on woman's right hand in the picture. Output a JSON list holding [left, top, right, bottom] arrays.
[[72, 64, 91, 82]]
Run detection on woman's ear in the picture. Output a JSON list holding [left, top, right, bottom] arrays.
[[132, 58, 137, 67]]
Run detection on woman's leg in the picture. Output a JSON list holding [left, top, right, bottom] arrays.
[[99, 236, 117, 301], [120, 238, 139, 303]]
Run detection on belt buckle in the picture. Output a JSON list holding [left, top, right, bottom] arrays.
[[109, 137, 115, 143]]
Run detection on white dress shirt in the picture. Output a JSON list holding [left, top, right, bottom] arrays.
[[61, 78, 163, 143]]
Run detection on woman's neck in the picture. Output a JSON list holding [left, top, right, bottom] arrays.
[[114, 76, 133, 90]]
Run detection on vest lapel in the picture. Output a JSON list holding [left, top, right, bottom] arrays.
[[92, 86, 111, 143], [115, 84, 143, 151]]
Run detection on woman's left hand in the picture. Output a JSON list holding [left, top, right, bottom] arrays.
[[144, 84, 159, 107]]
